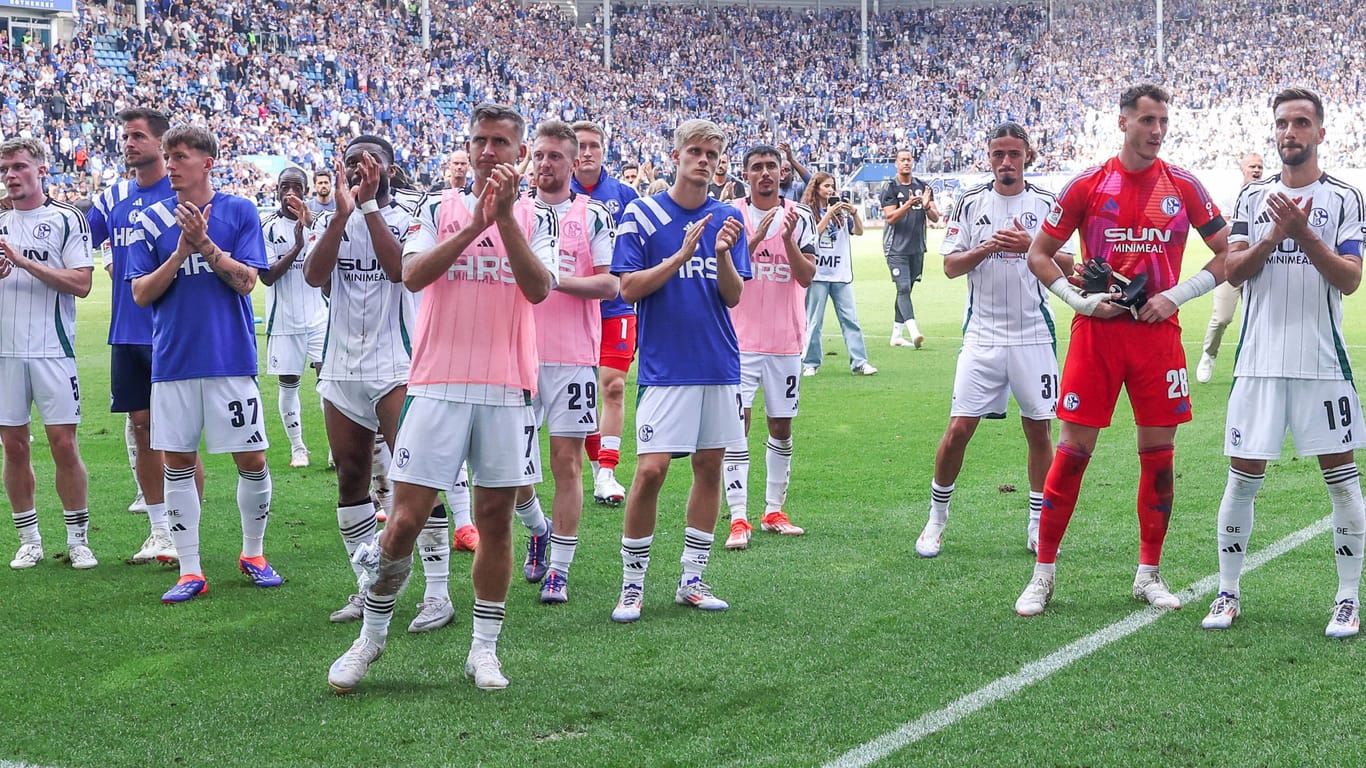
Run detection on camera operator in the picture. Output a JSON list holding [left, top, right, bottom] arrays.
[[801, 173, 876, 377]]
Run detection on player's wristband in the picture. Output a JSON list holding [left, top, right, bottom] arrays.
[[1048, 276, 1104, 316], [1158, 269, 1216, 307], [358, 199, 380, 215]]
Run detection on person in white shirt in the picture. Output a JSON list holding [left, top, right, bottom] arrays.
[[800, 172, 876, 378], [916, 122, 1071, 559], [0, 137, 96, 571], [1202, 88, 1366, 638], [258, 166, 326, 469]]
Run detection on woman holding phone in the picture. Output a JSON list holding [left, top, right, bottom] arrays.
[[800, 173, 877, 376]]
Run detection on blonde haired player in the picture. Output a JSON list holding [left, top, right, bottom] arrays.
[[0, 137, 96, 571], [514, 120, 619, 602], [609, 118, 749, 622]]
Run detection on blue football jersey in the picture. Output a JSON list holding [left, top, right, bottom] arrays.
[[89, 176, 173, 345], [611, 192, 751, 386], [571, 168, 637, 320], [126, 192, 268, 382]]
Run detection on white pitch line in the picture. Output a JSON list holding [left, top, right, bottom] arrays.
[[824, 515, 1332, 768]]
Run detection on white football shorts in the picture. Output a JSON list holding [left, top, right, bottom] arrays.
[[318, 378, 405, 432], [635, 384, 745, 455], [151, 376, 270, 454], [0, 357, 81, 427], [266, 321, 326, 375], [389, 395, 541, 489], [1225, 377, 1366, 459], [949, 343, 1059, 421], [739, 352, 801, 418], [534, 363, 598, 438]]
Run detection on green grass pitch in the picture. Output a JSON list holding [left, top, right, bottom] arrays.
[[2, 229, 1363, 767]]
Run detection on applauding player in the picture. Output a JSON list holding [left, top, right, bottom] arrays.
[[610, 119, 750, 622], [515, 121, 619, 602], [917, 123, 1071, 558], [722, 144, 816, 550], [304, 136, 455, 631], [259, 166, 326, 470], [129, 126, 281, 603], [1203, 88, 1366, 637], [0, 138, 95, 571], [328, 103, 557, 693]]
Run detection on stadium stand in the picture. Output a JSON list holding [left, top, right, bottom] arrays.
[[2, 0, 1363, 201]]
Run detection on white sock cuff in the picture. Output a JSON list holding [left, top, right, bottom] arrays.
[[164, 465, 197, 484], [337, 502, 378, 538], [1226, 466, 1265, 497], [683, 526, 714, 545], [767, 436, 793, 451], [1322, 462, 1360, 487]]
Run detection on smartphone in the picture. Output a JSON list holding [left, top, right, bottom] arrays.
[[841, 190, 851, 201], [827, 196, 841, 208]]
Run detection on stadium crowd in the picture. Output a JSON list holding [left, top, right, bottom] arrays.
[[959, 0, 1366, 172], [2, 0, 1365, 201]]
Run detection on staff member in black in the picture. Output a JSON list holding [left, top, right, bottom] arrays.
[[880, 148, 940, 348]]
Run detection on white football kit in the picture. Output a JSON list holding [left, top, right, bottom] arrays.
[[260, 210, 327, 375], [0, 200, 93, 426], [314, 200, 421, 429], [1225, 173, 1366, 458], [940, 182, 1071, 419]]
